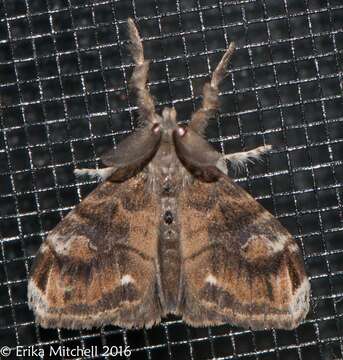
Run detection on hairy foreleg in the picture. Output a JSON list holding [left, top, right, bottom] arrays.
[[127, 18, 158, 125], [74, 167, 115, 181], [222, 145, 272, 172], [189, 43, 236, 135]]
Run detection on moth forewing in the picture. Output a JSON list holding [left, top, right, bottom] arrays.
[[28, 172, 163, 329], [176, 169, 310, 330]]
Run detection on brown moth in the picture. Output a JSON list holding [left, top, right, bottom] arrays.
[[28, 18, 310, 330]]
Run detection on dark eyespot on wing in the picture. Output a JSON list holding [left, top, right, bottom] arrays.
[[288, 257, 302, 292], [163, 211, 174, 224], [265, 278, 274, 301], [32, 250, 51, 293]]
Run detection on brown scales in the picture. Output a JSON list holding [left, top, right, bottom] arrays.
[[28, 18, 310, 330]]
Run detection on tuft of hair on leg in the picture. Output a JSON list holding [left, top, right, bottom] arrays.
[[211, 42, 236, 89], [127, 18, 144, 65], [127, 18, 159, 125], [189, 42, 236, 135], [223, 145, 272, 174], [74, 167, 115, 181]]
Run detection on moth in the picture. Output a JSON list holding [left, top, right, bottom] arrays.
[[28, 18, 310, 330]]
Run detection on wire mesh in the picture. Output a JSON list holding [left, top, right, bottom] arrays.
[[0, 0, 342, 359]]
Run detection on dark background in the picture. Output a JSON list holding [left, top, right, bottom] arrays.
[[0, 0, 342, 359]]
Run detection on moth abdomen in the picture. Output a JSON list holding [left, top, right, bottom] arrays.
[[155, 184, 183, 312]]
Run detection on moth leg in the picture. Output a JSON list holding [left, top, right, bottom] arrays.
[[74, 167, 115, 181], [189, 42, 236, 135], [222, 145, 272, 172], [127, 18, 159, 125]]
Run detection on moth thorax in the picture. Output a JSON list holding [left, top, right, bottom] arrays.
[[161, 107, 177, 129]]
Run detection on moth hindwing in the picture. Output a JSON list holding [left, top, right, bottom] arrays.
[[28, 18, 310, 330]]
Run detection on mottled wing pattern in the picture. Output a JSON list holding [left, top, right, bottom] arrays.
[[178, 175, 310, 330], [28, 173, 161, 329]]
